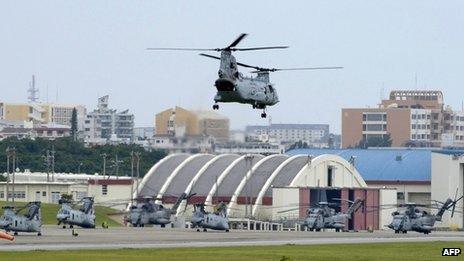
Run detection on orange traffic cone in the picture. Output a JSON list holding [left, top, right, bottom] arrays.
[[0, 231, 14, 241]]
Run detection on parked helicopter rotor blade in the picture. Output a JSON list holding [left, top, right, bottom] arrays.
[[227, 33, 248, 49], [147, 47, 219, 51]]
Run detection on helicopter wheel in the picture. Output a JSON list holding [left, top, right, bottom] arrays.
[[14, 232, 18, 236], [212, 104, 219, 110], [203, 228, 207, 232], [335, 228, 340, 232], [69, 225, 74, 229], [161, 224, 165, 228], [196, 229, 200, 232], [261, 112, 267, 118], [37, 232, 42, 236], [62, 225, 66, 229], [225, 229, 229, 232]]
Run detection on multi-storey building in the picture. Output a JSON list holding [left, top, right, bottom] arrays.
[[342, 90, 464, 148], [245, 124, 330, 145], [84, 95, 134, 142], [0, 102, 86, 130], [155, 106, 229, 143], [0, 102, 46, 125]]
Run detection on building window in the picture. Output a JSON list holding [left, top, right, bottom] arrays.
[[51, 192, 61, 203], [0, 192, 4, 199], [412, 114, 416, 119], [42, 191, 46, 197], [397, 192, 405, 200], [102, 185, 108, 195]]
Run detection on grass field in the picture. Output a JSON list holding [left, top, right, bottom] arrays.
[[0, 242, 463, 260], [0, 201, 121, 227]]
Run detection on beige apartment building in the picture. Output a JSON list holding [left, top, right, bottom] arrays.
[[155, 106, 229, 142], [342, 90, 464, 148], [0, 102, 85, 128]]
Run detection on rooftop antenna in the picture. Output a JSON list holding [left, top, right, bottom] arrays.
[[27, 75, 39, 103]]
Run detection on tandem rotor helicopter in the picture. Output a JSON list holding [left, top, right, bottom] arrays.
[[148, 33, 342, 118]]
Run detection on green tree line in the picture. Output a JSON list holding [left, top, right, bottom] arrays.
[[0, 137, 166, 177]]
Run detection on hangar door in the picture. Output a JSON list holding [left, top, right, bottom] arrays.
[[408, 192, 431, 205]]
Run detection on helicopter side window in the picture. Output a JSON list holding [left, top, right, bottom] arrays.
[[269, 85, 274, 93]]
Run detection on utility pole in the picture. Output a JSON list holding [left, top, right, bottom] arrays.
[[10, 148, 16, 206], [5, 147, 10, 203], [130, 151, 134, 205], [112, 154, 123, 180], [135, 152, 141, 201], [101, 153, 108, 179], [43, 150, 51, 182], [51, 147, 55, 182]]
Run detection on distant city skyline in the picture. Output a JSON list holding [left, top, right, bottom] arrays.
[[1, 1, 463, 133]]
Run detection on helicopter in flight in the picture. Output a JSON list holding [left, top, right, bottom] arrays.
[[127, 193, 194, 227], [57, 197, 96, 229], [190, 202, 230, 232], [0, 202, 42, 236], [386, 193, 463, 234], [147, 33, 342, 118]]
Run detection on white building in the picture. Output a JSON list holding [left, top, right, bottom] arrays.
[[0, 172, 135, 210], [84, 95, 134, 143], [246, 124, 330, 145]]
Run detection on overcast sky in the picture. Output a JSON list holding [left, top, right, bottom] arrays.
[[1, 1, 463, 133]]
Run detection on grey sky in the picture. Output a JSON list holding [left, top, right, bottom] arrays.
[[1, 1, 463, 133]]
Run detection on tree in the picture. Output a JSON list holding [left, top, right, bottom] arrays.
[[356, 133, 392, 148], [70, 108, 78, 141]]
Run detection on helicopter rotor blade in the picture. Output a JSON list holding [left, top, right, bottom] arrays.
[[147, 47, 219, 51], [232, 46, 289, 51], [250, 66, 343, 73], [227, 33, 248, 49], [199, 53, 221, 60]]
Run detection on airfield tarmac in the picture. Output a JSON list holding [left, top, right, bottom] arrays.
[[1, 226, 463, 251]]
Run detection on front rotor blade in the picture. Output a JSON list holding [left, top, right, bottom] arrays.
[[147, 47, 219, 51], [199, 53, 221, 60], [227, 33, 248, 49], [232, 46, 289, 51]]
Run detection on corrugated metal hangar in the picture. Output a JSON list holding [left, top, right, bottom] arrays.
[[136, 152, 396, 229], [136, 148, 464, 230]]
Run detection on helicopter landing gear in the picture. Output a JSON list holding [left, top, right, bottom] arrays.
[[261, 112, 267, 118], [69, 225, 74, 229], [196, 228, 200, 232], [161, 224, 166, 228], [212, 104, 219, 110], [62, 225, 66, 229], [225, 229, 229, 232], [37, 232, 42, 236], [14, 232, 18, 236], [394, 230, 399, 234], [335, 228, 340, 232], [203, 228, 207, 232]]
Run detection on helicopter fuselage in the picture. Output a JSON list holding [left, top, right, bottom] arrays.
[[214, 76, 279, 108]]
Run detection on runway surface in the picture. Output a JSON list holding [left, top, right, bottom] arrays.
[[1, 226, 463, 251]]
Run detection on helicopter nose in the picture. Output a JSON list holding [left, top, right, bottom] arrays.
[[0, 220, 10, 227], [57, 214, 69, 220]]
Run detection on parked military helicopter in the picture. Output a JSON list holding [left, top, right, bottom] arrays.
[[0, 202, 42, 236], [278, 198, 363, 232], [386, 194, 463, 235], [147, 33, 342, 118], [127, 193, 194, 227], [190, 202, 230, 232], [57, 197, 96, 229]]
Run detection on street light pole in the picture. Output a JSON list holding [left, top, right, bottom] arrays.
[[11, 148, 16, 206], [135, 152, 141, 201], [101, 153, 107, 179]]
